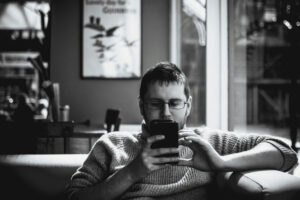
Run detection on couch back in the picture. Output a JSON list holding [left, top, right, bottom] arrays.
[[1, 154, 300, 200], [0, 154, 86, 200]]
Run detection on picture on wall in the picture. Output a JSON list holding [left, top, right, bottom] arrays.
[[81, 0, 141, 79]]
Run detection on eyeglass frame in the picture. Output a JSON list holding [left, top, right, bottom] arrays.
[[142, 98, 188, 110]]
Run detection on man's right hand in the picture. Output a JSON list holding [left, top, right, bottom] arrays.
[[128, 130, 179, 180], [71, 128, 179, 200]]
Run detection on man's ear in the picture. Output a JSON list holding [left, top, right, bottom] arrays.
[[185, 96, 192, 117], [139, 98, 145, 117]]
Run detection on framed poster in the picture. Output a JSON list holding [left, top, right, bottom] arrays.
[[81, 0, 141, 79]]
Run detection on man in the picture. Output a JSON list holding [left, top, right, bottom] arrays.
[[66, 62, 298, 200]]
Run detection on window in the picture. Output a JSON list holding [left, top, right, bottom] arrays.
[[171, 0, 207, 126], [228, 0, 300, 148]]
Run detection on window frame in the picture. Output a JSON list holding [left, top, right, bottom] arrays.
[[170, 0, 228, 130]]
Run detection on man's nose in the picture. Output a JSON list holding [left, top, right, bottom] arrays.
[[161, 103, 172, 119]]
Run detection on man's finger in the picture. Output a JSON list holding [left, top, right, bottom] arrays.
[[179, 129, 195, 134], [146, 135, 165, 148], [179, 136, 213, 154], [179, 138, 198, 150], [180, 136, 201, 143], [181, 136, 208, 146], [148, 148, 179, 156], [179, 132, 198, 138]]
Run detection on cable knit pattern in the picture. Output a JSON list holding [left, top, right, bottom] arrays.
[[66, 127, 298, 199]]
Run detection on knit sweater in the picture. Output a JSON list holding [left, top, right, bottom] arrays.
[[66, 126, 298, 200]]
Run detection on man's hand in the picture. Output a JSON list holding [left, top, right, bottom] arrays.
[[178, 130, 225, 171], [71, 129, 178, 200], [128, 127, 179, 180]]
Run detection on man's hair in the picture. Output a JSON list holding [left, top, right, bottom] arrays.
[[139, 61, 190, 100]]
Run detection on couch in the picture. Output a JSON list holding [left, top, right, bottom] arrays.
[[0, 154, 299, 200]]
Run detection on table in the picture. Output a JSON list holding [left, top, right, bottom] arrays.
[[72, 124, 107, 150], [40, 123, 141, 153]]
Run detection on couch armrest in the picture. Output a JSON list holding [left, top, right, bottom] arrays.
[[0, 154, 87, 200], [216, 169, 300, 200]]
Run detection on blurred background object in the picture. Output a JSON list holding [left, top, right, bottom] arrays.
[[0, 0, 51, 123]]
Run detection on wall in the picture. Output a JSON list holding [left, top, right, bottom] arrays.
[[50, 0, 170, 124]]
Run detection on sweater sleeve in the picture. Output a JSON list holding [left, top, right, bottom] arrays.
[[65, 135, 112, 199], [195, 127, 298, 172], [264, 138, 298, 171]]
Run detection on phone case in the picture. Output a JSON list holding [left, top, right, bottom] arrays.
[[149, 120, 179, 164]]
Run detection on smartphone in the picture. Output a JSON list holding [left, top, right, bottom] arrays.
[[149, 120, 179, 164]]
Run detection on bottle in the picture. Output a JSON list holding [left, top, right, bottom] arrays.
[[60, 105, 70, 122]]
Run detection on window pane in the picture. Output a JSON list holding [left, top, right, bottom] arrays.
[[181, 0, 206, 126], [228, 0, 300, 149]]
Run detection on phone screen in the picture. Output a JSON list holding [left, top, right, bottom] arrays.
[[150, 119, 179, 148]]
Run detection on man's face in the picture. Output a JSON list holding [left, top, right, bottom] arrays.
[[139, 81, 192, 130]]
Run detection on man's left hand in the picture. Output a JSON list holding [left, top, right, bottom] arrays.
[[178, 130, 226, 171]]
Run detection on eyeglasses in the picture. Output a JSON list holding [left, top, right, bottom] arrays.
[[144, 99, 187, 110]]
